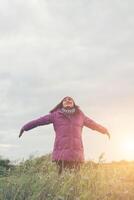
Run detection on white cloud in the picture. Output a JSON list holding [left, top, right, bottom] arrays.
[[0, 0, 134, 161], [0, 143, 18, 148]]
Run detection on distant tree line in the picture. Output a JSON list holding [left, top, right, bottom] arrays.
[[0, 156, 14, 176]]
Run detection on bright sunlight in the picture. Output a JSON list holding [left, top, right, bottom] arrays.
[[120, 137, 134, 160]]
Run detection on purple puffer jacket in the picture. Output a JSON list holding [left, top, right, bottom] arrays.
[[21, 109, 107, 162]]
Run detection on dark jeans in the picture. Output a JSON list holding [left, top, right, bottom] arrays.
[[54, 160, 82, 175]]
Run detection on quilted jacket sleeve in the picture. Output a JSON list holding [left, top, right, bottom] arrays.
[[83, 115, 108, 134], [21, 113, 54, 132]]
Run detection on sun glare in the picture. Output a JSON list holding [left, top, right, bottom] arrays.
[[123, 141, 134, 151], [120, 138, 134, 160]]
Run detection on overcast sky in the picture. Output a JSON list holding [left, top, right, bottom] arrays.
[[0, 0, 134, 163]]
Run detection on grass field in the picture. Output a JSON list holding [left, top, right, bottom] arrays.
[[0, 154, 134, 200]]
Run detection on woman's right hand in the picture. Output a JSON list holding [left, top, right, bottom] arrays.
[[19, 129, 24, 138]]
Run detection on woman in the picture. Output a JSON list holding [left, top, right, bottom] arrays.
[[19, 96, 110, 174]]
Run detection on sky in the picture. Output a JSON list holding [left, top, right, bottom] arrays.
[[0, 0, 134, 163]]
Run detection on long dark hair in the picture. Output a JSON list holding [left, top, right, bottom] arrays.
[[49, 96, 81, 114]]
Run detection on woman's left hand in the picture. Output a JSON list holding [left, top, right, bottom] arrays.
[[105, 131, 111, 140]]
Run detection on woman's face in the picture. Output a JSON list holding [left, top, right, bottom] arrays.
[[62, 97, 75, 108]]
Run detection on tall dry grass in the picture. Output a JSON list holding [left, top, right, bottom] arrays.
[[0, 154, 134, 200]]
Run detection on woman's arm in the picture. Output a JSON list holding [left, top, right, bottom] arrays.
[[83, 115, 109, 135], [19, 113, 54, 138]]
